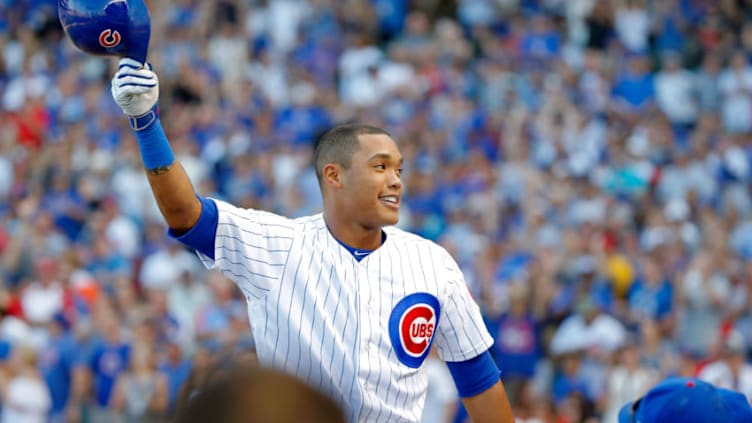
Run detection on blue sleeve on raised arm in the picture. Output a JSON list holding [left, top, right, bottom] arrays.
[[133, 114, 175, 170], [168, 196, 218, 260], [445, 349, 501, 398]]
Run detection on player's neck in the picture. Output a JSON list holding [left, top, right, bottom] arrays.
[[323, 212, 383, 250]]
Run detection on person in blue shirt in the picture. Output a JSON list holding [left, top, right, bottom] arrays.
[[371, 0, 407, 42], [552, 353, 593, 405], [611, 54, 655, 112], [487, 283, 542, 405], [38, 313, 86, 423], [627, 257, 673, 329], [158, 342, 192, 414], [273, 94, 332, 148], [87, 315, 131, 422], [520, 13, 560, 59]]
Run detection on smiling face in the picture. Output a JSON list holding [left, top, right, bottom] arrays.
[[317, 125, 404, 233], [338, 133, 403, 228], [315, 124, 406, 249]]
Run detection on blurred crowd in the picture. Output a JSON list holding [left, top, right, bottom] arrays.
[[1, 0, 752, 422]]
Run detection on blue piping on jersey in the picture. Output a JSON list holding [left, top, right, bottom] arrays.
[[169, 196, 218, 259], [446, 349, 500, 398]]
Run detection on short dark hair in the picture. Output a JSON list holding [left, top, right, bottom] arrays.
[[313, 123, 391, 184], [173, 366, 346, 423]]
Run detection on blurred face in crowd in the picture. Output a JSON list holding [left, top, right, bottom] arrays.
[[165, 343, 182, 364], [628, 55, 650, 75], [621, 344, 640, 369], [561, 354, 581, 376], [210, 274, 235, 303], [702, 53, 721, 74], [34, 257, 57, 284], [102, 315, 122, 344], [643, 258, 663, 285], [508, 284, 529, 317], [193, 346, 214, 372], [731, 51, 748, 70], [131, 344, 156, 373], [662, 54, 681, 73], [405, 11, 429, 37], [640, 319, 660, 345]]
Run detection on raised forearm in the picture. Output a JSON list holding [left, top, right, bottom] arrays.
[[111, 59, 202, 231], [461, 380, 515, 423], [145, 160, 202, 231]]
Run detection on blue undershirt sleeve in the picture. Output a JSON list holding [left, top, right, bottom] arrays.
[[168, 196, 218, 260], [133, 114, 175, 170], [445, 349, 501, 398]]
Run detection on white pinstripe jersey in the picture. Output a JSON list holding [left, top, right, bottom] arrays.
[[196, 199, 494, 423]]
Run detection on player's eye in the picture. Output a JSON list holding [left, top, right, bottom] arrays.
[[396, 168, 403, 176], [374, 164, 386, 170]]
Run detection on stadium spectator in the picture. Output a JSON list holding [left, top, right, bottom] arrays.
[[109, 342, 169, 422], [697, 330, 752, 402], [0, 345, 51, 423]]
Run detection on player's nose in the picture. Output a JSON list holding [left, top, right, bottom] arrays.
[[387, 169, 402, 190]]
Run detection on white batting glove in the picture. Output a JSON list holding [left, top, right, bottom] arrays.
[[111, 57, 159, 117]]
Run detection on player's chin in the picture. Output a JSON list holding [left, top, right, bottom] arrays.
[[381, 213, 399, 226], [377, 206, 400, 226]]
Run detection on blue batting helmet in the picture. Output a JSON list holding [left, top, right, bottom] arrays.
[[58, 0, 151, 64]]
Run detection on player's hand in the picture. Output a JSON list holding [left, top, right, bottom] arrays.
[[111, 57, 159, 117]]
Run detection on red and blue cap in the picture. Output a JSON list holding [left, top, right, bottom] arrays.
[[58, 0, 151, 64], [618, 377, 752, 423]]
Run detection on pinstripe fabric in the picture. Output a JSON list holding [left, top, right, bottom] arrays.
[[195, 199, 493, 422]]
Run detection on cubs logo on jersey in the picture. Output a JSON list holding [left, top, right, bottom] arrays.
[[389, 292, 441, 368]]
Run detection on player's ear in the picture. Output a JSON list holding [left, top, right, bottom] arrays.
[[322, 163, 344, 189]]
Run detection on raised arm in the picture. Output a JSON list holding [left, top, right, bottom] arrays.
[[144, 162, 201, 231], [110, 58, 201, 231]]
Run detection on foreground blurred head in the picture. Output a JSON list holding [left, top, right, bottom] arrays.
[[618, 377, 752, 423], [173, 366, 345, 423]]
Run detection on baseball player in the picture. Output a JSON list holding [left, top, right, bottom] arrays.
[[109, 58, 515, 422]]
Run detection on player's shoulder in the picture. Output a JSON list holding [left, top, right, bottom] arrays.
[[384, 225, 433, 245], [292, 213, 326, 233], [213, 198, 321, 232]]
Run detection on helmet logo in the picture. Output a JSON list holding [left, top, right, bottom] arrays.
[[99, 29, 122, 48]]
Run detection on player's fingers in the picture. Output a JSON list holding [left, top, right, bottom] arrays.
[[115, 85, 153, 96], [114, 74, 157, 87], [115, 66, 156, 80], [114, 68, 157, 89], [115, 73, 157, 87], [110, 83, 149, 100], [112, 76, 157, 96], [118, 57, 147, 70]]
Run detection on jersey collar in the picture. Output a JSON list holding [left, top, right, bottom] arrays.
[[333, 231, 386, 262]]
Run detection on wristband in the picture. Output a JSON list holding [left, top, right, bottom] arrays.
[[129, 108, 158, 131]]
